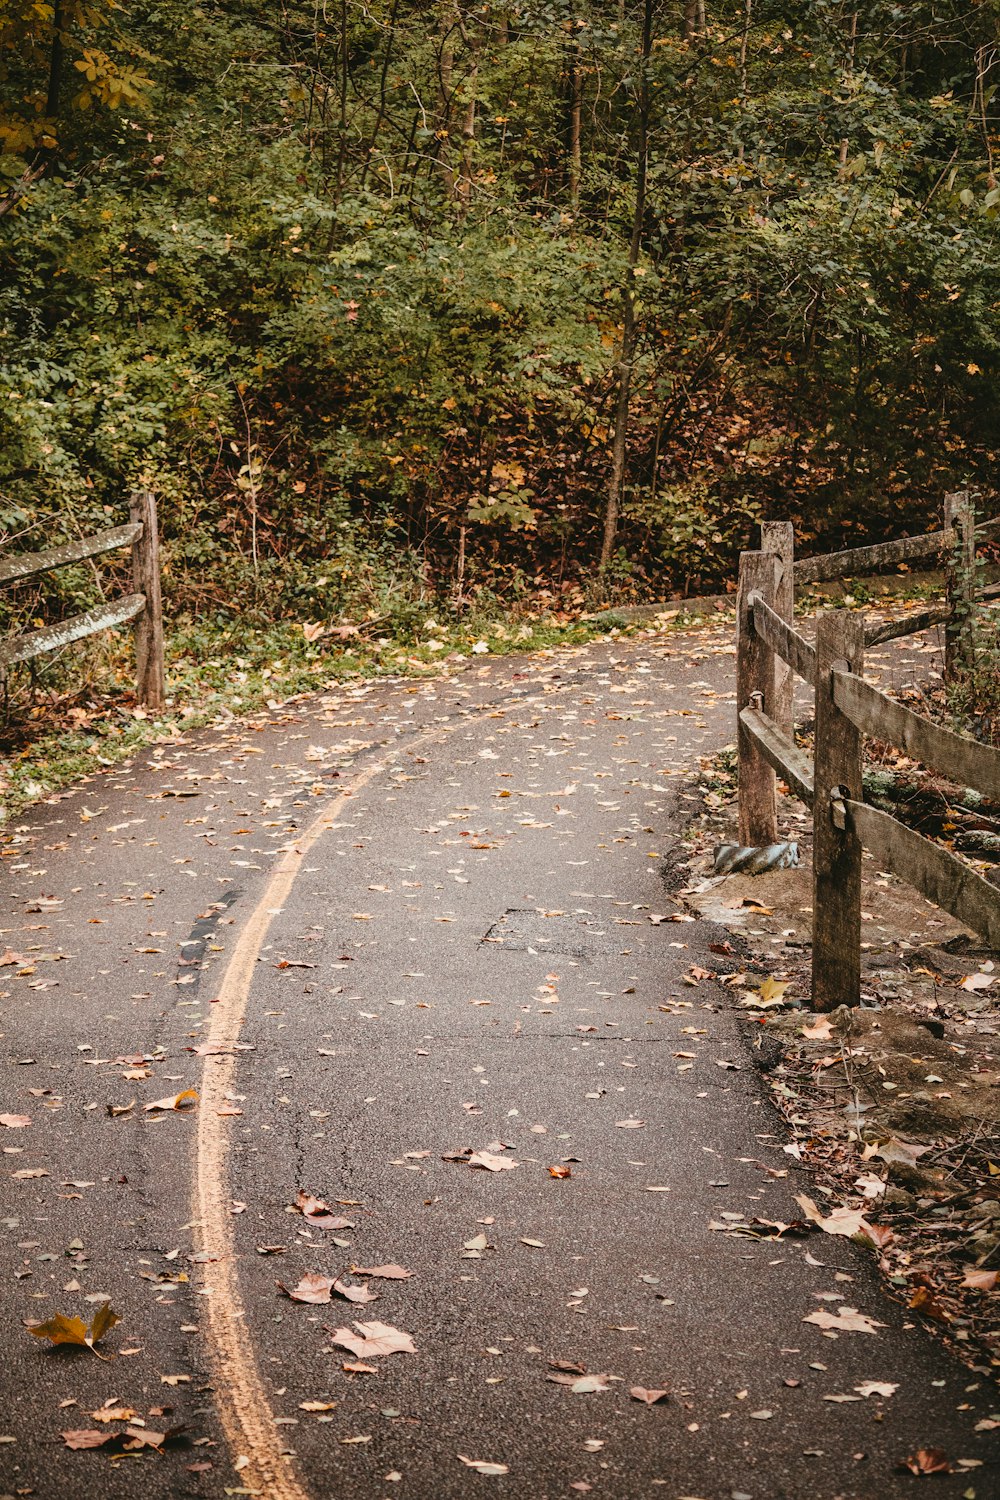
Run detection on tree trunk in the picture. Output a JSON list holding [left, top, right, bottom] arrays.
[[599, 0, 652, 571], [568, 39, 583, 211], [46, 0, 65, 119]]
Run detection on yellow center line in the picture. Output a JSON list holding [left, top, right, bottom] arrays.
[[192, 734, 442, 1498]]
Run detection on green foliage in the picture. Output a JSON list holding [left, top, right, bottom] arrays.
[[1, 0, 999, 643]]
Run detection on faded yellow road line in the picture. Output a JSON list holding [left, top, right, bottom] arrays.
[[193, 739, 437, 1499]]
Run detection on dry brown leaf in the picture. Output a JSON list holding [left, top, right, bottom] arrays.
[[295, 1189, 355, 1230], [468, 1150, 518, 1172], [332, 1277, 378, 1305], [278, 1273, 335, 1305], [144, 1089, 197, 1113], [547, 1372, 610, 1394], [458, 1456, 510, 1476], [327, 1320, 417, 1358], [960, 972, 994, 992], [629, 1387, 669, 1405], [351, 1264, 414, 1280], [0, 1114, 31, 1128], [548, 1165, 572, 1179], [803, 1306, 883, 1335], [898, 1449, 952, 1475], [27, 1302, 119, 1352], [962, 1267, 999, 1291], [61, 1429, 114, 1450]]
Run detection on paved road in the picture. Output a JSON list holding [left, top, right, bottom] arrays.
[[0, 627, 994, 1500]]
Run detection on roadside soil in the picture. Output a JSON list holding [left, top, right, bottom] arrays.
[[678, 625, 1000, 1385]]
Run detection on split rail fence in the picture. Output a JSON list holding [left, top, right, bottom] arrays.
[[736, 492, 1000, 1011], [0, 491, 165, 710]]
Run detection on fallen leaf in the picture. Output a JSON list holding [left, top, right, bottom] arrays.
[[468, 1151, 518, 1172], [124, 1426, 174, 1449], [801, 1018, 833, 1041], [293, 1190, 355, 1230], [61, 1429, 114, 1450], [27, 1302, 119, 1352], [333, 1277, 377, 1305], [873, 1139, 930, 1167], [962, 1268, 999, 1291], [0, 1114, 31, 1128], [458, 1456, 510, 1476], [351, 1264, 414, 1280], [855, 1382, 898, 1398], [615, 1119, 646, 1129], [898, 1449, 952, 1476], [756, 976, 791, 1006], [278, 1274, 335, 1305], [299, 1401, 337, 1412], [909, 1286, 950, 1322], [144, 1089, 197, 1113], [803, 1306, 883, 1335], [960, 973, 994, 992], [795, 1194, 878, 1241], [91, 1405, 136, 1423], [326, 1320, 417, 1358], [548, 1165, 572, 1179], [629, 1387, 668, 1405], [548, 1373, 610, 1394]]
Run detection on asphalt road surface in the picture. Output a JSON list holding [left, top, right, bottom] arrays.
[[0, 626, 995, 1500]]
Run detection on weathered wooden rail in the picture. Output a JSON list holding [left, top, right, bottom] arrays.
[[736, 493, 1000, 1010], [0, 491, 164, 710]]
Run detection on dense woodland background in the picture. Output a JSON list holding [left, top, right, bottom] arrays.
[[2, 0, 1000, 629]]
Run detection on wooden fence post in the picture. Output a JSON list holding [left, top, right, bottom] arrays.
[[812, 610, 865, 1011], [761, 520, 795, 740], [944, 489, 976, 682], [130, 490, 165, 711], [737, 550, 778, 847]]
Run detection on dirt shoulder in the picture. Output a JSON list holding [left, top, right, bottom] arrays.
[[672, 747, 1000, 1384]]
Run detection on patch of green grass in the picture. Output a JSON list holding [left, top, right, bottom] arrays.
[[0, 609, 606, 823]]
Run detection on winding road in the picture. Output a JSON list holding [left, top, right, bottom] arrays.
[[0, 624, 994, 1500]]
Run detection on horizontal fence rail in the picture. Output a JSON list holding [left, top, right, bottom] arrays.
[[0, 492, 164, 710], [735, 490, 1000, 1010], [794, 512, 1000, 586], [738, 707, 815, 806], [832, 669, 1000, 802], [0, 523, 142, 587], [846, 800, 1000, 950], [0, 594, 146, 669], [750, 595, 817, 686]]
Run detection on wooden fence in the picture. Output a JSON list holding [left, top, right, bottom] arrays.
[[0, 491, 165, 710], [736, 492, 1000, 1011]]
